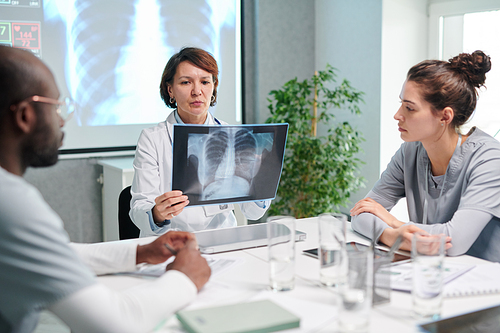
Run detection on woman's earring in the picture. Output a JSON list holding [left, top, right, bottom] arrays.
[[170, 97, 175, 104], [211, 95, 215, 103], [441, 122, 444, 127]]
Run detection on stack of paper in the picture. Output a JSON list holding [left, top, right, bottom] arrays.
[[387, 260, 475, 292], [387, 261, 500, 298], [444, 263, 500, 297]]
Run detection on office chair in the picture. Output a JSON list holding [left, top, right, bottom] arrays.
[[118, 185, 140, 239]]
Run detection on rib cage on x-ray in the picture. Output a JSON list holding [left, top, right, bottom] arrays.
[[188, 128, 274, 201], [71, 0, 135, 125], [62, 0, 226, 125], [234, 129, 260, 184], [204, 130, 230, 187], [204, 129, 257, 185]]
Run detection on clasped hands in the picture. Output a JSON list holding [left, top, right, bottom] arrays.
[[350, 197, 452, 252], [136, 231, 211, 291]]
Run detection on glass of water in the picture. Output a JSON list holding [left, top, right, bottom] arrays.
[[267, 216, 296, 291], [318, 213, 348, 287], [412, 232, 445, 320], [338, 247, 373, 332]]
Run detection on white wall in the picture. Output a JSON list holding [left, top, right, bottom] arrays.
[[380, 0, 428, 220], [314, 0, 429, 217], [380, 0, 428, 172]]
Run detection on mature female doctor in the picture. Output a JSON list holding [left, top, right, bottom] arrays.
[[130, 47, 270, 237]]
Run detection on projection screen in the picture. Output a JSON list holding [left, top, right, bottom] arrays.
[[0, 0, 241, 155]]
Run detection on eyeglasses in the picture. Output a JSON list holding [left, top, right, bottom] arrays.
[[30, 95, 76, 121], [10, 95, 76, 121]]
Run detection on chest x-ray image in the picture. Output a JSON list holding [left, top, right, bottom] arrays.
[[42, 0, 237, 126], [172, 123, 288, 206], [192, 128, 272, 201]]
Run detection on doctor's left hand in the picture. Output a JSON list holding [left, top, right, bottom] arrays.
[[136, 231, 196, 265]]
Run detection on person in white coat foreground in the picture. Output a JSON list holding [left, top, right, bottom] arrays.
[[130, 47, 270, 236], [0, 45, 210, 333]]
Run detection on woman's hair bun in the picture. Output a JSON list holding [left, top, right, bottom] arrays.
[[449, 50, 491, 88]]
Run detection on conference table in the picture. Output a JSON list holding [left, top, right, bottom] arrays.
[[98, 217, 500, 332]]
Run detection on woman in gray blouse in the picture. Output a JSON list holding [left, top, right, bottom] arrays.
[[350, 50, 500, 262]]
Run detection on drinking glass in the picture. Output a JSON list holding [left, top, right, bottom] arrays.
[[412, 232, 445, 320], [338, 248, 373, 332], [318, 213, 348, 287], [373, 253, 391, 305], [267, 216, 296, 291]]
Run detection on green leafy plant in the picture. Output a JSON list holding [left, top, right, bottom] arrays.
[[266, 64, 365, 219]]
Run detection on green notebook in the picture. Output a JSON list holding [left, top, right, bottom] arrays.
[[176, 299, 300, 333]]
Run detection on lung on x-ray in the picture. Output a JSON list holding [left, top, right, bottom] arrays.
[[172, 123, 288, 206]]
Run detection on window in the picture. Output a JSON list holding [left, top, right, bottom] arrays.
[[462, 11, 500, 136], [429, 1, 500, 137]]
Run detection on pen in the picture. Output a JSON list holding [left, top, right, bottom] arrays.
[[164, 243, 178, 255]]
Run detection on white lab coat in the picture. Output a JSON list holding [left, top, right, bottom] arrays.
[[130, 111, 269, 237]]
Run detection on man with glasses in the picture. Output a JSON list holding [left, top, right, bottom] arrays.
[[0, 46, 210, 332]]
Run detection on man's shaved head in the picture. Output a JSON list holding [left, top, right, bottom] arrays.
[[0, 46, 63, 173], [0, 46, 48, 120]]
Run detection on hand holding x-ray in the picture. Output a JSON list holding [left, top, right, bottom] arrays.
[[172, 124, 288, 206]]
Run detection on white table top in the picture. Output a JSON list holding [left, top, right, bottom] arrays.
[[99, 217, 500, 332]]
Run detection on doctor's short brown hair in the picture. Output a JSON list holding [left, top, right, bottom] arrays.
[[159, 47, 219, 109]]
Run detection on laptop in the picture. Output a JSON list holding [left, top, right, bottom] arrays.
[[193, 223, 307, 254]]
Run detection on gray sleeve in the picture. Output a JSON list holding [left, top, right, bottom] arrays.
[[405, 209, 492, 256], [351, 190, 393, 242], [0, 183, 96, 329], [351, 145, 407, 241], [370, 144, 407, 203], [458, 147, 500, 217]]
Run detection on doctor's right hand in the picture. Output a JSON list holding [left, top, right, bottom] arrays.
[[152, 190, 189, 224]]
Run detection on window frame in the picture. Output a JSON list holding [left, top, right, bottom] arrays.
[[428, 0, 500, 59]]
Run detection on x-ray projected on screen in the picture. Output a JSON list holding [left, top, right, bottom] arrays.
[[43, 0, 236, 127], [172, 124, 288, 206], [0, 0, 240, 152]]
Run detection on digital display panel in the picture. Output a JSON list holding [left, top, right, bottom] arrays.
[[12, 21, 40, 49], [0, 0, 41, 8]]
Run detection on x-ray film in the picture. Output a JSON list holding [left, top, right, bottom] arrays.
[[172, 123, 288, 206]]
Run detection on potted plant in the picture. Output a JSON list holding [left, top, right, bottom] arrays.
[[265, 64, 365, 219]]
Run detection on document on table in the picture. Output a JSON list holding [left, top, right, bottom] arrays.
[[443, 262, 500, 297], [387, 260, 475, 293], [119, 256, 243, 278]]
